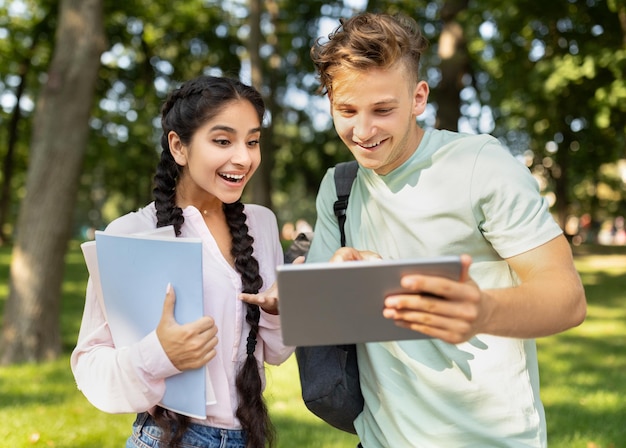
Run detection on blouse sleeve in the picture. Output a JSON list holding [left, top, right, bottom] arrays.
[[70, 212, 181, 414]]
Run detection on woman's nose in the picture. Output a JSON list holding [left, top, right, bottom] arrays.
[[231, 142, 253, 166]]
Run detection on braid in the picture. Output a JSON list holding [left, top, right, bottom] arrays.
[[151, 407, 188, 447], [153, 147, 184, 236], [224, 201, 275, 448]]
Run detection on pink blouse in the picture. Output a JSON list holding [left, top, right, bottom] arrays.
[[70, 202, 294, 429]]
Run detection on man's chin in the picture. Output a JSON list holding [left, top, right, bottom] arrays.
[[351, 155, 383, 172]]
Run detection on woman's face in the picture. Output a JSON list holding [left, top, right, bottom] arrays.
[[170, 99, 262, 206]]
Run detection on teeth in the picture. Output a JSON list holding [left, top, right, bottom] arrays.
[[220, 173, 244, 181], [360, 141, 382, 148]]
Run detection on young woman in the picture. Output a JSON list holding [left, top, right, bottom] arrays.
[[71, 75, 294, 448]]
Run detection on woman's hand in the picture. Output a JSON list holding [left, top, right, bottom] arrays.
[[156, 283, 218, 370], [240, 282, 280, 314], [239, 256, 305, 315]]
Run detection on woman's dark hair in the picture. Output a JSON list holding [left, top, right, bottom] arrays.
[[151, 75, 273, 448]]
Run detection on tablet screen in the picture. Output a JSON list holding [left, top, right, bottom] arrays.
[[276, 256, 462, 346]]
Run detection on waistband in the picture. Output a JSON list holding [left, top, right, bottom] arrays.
[[132, 412, 246, 446]]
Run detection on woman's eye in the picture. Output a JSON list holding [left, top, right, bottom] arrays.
[[248, 139, 260, 147], [213, 139, 230, 146]]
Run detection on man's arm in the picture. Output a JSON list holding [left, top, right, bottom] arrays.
[[381, 234, 587, 344]]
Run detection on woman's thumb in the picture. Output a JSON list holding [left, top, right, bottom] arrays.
[[161, 282, 176, 322]]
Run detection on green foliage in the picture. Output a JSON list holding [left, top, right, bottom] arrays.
[[0, 0, 57, 236], [80, 0, 246, 230], [462, 0, 626, 222], [1, 0, 625, 235]]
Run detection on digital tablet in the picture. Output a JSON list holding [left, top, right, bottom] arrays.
[[276, 255, 462, 346]]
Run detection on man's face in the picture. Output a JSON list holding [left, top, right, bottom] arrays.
[[330, 63, 428, 175]]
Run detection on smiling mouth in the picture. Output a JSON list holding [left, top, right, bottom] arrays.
[[358, 138, 386, 149], [219, 173, 245, 183]]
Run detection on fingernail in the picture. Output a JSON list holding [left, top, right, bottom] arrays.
[[166, 282, 172, 294]]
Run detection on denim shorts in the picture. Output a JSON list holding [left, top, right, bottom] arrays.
[[126, 412, 247, 448]]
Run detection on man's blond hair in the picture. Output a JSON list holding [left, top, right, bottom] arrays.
[[311, 12, 429, 97]]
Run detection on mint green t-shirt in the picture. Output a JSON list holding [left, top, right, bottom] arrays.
[[307, 129, 562, 447]]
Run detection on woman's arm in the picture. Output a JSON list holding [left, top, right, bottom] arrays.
[[70, 280, 180, 414]]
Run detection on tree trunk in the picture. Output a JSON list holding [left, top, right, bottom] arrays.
[[0, 63, 26, 246], [246, 0, 273, 208], [435, 0, 469, 132], [0, 0, 106, 364], [0, 9, 53, 246]]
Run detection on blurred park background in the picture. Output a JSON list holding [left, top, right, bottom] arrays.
[[0, 0, 625, 446]]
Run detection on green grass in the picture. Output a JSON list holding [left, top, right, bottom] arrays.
[[0, 242, 624, 447], [535, 245, 626, 448]]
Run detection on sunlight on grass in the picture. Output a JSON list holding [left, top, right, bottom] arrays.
[[265, 355, 360, 447], [534, 249, 626, 448], [0, 356, 133, 448]]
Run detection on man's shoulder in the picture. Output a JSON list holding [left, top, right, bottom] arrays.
[[427, 130, 510, 165], [431, 128, 499, 147]]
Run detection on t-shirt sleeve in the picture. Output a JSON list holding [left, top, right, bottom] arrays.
[[471, 141, 562, 259]]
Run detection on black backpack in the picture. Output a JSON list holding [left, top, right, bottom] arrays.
[[293, 160, 364, 434], [284, 161, 358, 261]]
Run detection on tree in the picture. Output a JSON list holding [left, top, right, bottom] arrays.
[[0, 0, 106, 363], [78, 0, 243, 229], [0, 2, 57, 245], [245, 0, 273, 207], [432, 0, 470, 132], [462, 0, 626, 228]]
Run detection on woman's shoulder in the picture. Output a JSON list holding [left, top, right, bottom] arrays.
[[243, 203, 276, 219], [104, 202, 157, 234], [243, 203, 279, 231]]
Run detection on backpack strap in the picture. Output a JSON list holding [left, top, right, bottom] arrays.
[[333, 161, 359, 247]]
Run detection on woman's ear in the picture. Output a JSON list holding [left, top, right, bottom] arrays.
[[168, 131, 188, 166]]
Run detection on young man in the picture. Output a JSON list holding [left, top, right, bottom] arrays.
[[305, 12, 586, 447]]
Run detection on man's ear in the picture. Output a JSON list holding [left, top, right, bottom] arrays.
[[412, 80, 429, 117], [168, 131, 187, 166]]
